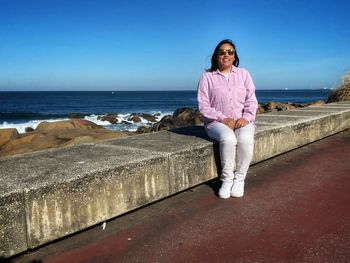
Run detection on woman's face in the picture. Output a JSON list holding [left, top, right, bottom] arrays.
[[217, 43, 235, 71]]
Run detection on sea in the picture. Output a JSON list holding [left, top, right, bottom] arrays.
[[0, 89, 331, 133]]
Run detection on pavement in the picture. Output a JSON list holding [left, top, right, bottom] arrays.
[[9, 129, 350, 263]]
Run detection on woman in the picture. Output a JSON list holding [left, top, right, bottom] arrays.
[[197, 39, 258, 198]]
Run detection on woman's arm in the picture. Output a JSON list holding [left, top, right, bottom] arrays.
[[242, 71, 258, 122], [197, 74, 228, 122]]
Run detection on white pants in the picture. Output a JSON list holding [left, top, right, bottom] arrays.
[[206, 122, 255, 182]]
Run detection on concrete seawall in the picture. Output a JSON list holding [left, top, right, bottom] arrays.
[[1, 101, 350, 257]]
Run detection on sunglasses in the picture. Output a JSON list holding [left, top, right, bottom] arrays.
[[218, 48, 235, 56]]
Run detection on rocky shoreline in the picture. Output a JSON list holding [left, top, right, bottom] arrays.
[[0, 100, 326, 158]]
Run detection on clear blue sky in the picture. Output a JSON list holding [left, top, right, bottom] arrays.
[[0, 0, 349, 91]]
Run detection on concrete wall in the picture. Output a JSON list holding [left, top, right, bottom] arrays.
[[1, 101, 349, 257]]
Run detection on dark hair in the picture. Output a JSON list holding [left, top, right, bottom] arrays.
[[208, 39, 239, 72]]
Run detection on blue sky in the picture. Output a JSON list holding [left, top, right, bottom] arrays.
[[0, 0, 349, 91]]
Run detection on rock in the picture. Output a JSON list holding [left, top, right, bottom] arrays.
[[36, 119, 101, 132], [35, 121, 74, 132], [0, 128, 19, 147], [25, 127, 35, 133], [121, 121, 131, 125], [152, 116, 174, 131], [139, 113, 157, 122], [99, 116, 118, 124], [128, 115, 142, 123], [308, 100, 326, 107], [284, 103, 297, 110], [0, 119, 132, 157], [136, 125, 152, 134], [63, 136, 96, 146], [0, 133, 58, 156], [193, 110, 204, 125], [97, 113, 119, 124], [68, 112, 85, 119], [263, 102, 278, 112], [151, 107, 204, 132], [257, 104, 265, 114], [106, 112, 119, 117], [173, 107, 195, 121], [262, 102, 303, 113], [276, 103, 291, 111]]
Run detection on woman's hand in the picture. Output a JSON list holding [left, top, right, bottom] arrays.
[[234, 118, 249, 129], [223, 118, 236, 129]]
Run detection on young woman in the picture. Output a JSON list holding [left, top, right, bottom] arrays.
[[197, 39, 258, 198]]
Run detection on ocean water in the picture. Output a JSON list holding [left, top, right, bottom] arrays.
[[0, 89, 331, 133]]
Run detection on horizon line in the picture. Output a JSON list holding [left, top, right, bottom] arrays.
[[0, 88, 334, 92]]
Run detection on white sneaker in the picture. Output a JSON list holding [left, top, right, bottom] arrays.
[[231, 179, 245, 198], [218, 181, 233, 199]]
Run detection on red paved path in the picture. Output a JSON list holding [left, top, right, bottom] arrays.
[[13, 130, 350, 263]]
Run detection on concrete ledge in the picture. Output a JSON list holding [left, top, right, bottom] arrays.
[[1, 102, 349, 257], [0, 191, 27, 257], [99, 131, 217, 194]]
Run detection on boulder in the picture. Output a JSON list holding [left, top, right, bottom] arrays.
[[68, 112, 86, 119], [25, 127, 35, 133], [136, 125, 152, 134], [0, 133, 60, 156], [257, 104, 265, 114], [0, 119, 132, 157], [152, 116, 174, 132], [35, 121, 74, 131], [36, 119, 101, 132], [284, 103, 298, 111], [308, 100, 326, 107], [173, 107, 195, 121], [121, 121, 131, 125], [105, 112, 119, 118], [276, 103, 291, 111], [128, 115, 142, 123], [193, 110, 204, 125], [151, 108, 204, 132], [0, 128, 19, 147], [97, 113, 119, 124], [139, 113, 157, 122], [98, 116, 118, 124], [262, 102, 303, 113], [263, 102, 278, 112], [63, 136, 96, 146]]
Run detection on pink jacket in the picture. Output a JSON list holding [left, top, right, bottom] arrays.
[[197, 66, 258, 127]]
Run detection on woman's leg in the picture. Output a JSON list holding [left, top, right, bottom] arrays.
[[206, 122, 237, 198], [231, 123, 255, 197]]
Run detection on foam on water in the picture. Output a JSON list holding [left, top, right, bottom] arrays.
[[1, 111, 171, 133], [84, 112, 167, 132], [0, 118, 69, 133]]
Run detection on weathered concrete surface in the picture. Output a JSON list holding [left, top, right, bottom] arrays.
[[1, 144, 169, 256], [100, 131, 217, 194], [253, 113, 350, 163], [0, 102, 350, 257], [0, 191, 27, 258], [11, 129, 350, 263]]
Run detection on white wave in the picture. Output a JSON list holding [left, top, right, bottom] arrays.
[[0, 118, 69, 134], [84, 111, 171, 129], [84, 115, 111, 126], [0, 111, 172, 134]]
